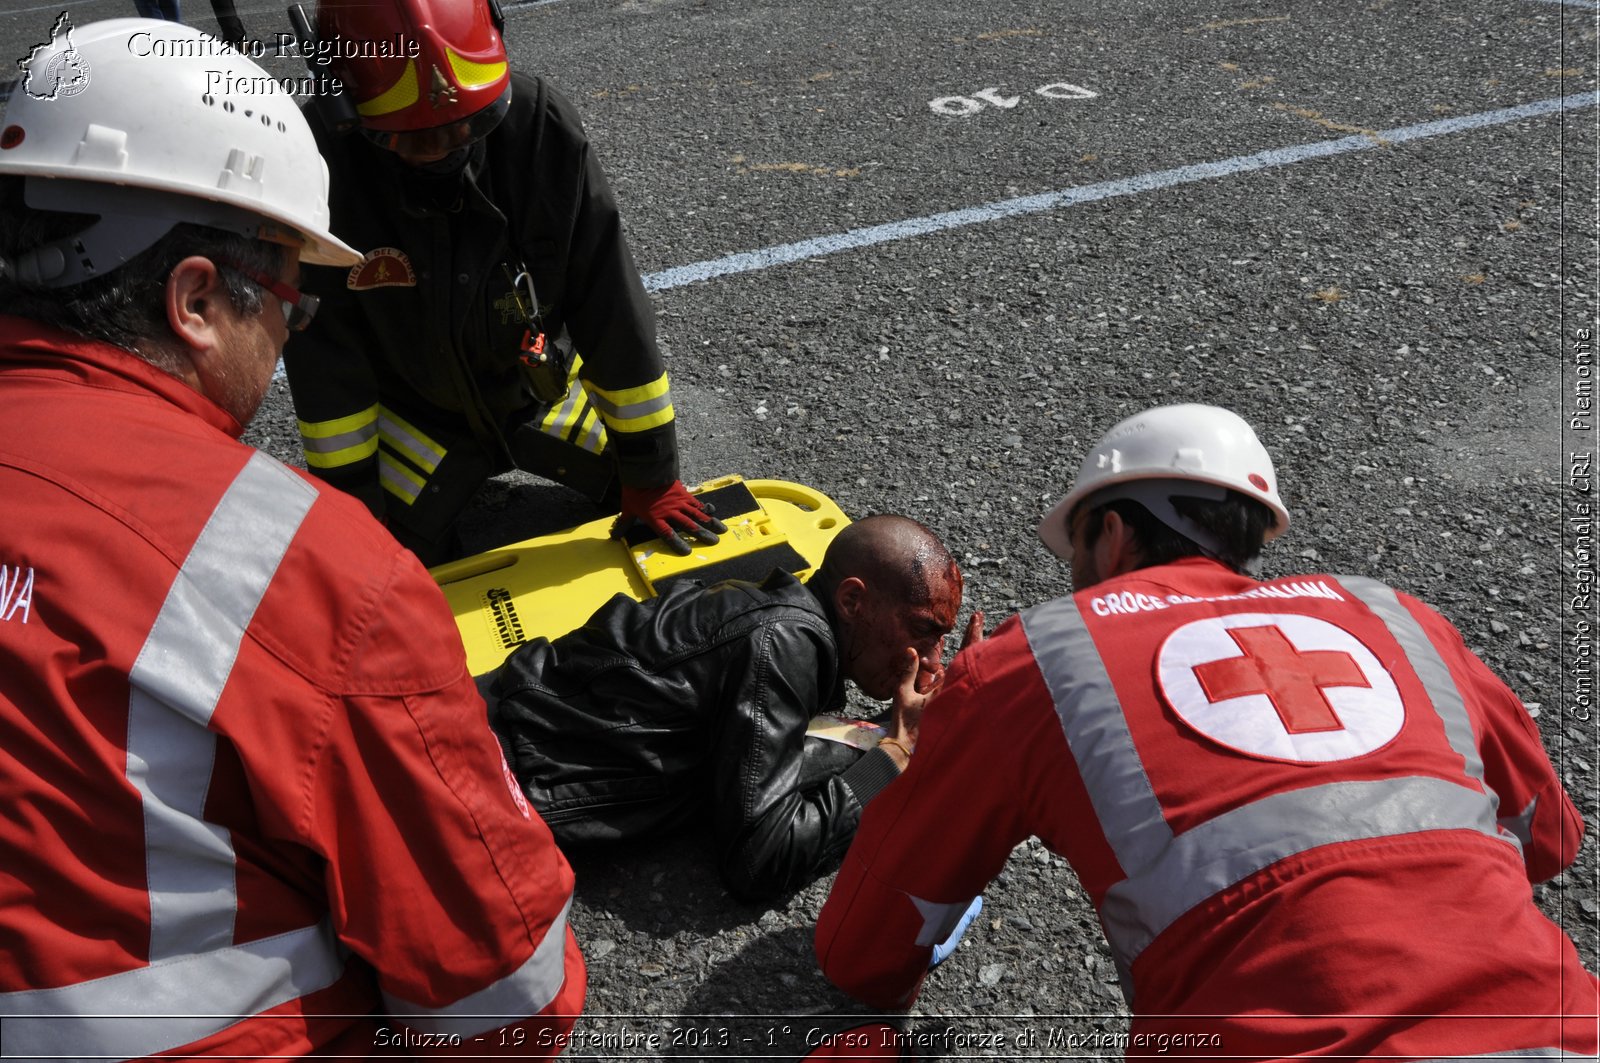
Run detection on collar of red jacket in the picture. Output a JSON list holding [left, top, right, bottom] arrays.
[[1086, 554, 1259, 598], [0, 314, 245, 439]]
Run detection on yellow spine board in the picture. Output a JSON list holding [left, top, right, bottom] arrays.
[[432, 475, 851, 677]]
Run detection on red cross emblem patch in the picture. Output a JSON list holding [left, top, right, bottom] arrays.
[[1157, 612, 1403, 762]]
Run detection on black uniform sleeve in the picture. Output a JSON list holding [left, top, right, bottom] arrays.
[[279, 110, 386, 519], [713, 619, 863, 901], [535, 80, 681, 489], [281, 264, 387, 519]]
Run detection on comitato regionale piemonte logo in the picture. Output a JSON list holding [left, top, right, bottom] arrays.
[[16, 12, 91, 102]]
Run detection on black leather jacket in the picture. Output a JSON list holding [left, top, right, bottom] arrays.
[[484, 571, 900, 901]]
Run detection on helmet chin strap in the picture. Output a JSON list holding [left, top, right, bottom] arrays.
[[1086, 480, 1230, 560]]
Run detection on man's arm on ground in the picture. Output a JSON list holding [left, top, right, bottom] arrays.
[[713, 618, 898, 901]]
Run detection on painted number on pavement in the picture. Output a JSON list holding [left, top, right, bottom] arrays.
[[929, 82, 1099, 117]]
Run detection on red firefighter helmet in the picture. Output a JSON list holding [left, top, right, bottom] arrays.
[[317, 0, 512, 157]]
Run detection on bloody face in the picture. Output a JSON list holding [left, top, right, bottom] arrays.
[[842, 559, 963, 701]]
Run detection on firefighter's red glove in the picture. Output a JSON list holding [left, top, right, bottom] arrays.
[[613, 481, 726, 555]]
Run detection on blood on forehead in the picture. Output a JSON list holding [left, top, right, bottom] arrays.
[[924, 560, 963, 628]]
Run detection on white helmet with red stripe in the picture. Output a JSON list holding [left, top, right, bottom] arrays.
[[1038, 403, 1291, 560]]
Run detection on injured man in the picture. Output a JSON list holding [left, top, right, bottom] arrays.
[[482, 514, 977, 901]]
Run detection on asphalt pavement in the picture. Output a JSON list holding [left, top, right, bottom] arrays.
[[2, 0, 1597, 1057]]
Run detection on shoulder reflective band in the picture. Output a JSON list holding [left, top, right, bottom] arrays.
[[381, 895, 575, 1037], [1335, 575, 1491, 789], [129, 451, 316, 960], [1019, 584, 1515, 1002]]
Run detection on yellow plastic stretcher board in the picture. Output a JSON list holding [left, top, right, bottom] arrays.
[[431, 475, 852, 678]]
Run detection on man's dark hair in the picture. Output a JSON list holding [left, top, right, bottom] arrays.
[[1079, 489, 1274, 572], [0, 176, 281, 364]]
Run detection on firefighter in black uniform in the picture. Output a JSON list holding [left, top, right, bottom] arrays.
[[284, 0, 722, 564]]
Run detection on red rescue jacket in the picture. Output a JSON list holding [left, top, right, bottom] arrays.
[[0, 317, 584, 1058], [819, 557, 1596, 1060]]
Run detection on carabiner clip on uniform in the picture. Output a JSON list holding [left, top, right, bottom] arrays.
[[502, 263, 569, 404]]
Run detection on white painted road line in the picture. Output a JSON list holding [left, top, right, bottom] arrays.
[[642, 93, 1599, 293], [1523, 0, 1600, 9]]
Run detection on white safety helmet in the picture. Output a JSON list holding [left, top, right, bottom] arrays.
[[1038, 403, 1291, 560], [0, 17, 359, 287]]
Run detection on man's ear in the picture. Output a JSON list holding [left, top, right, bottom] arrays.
[[1096, 509, 1144, 580], [162, 256, 233, 392], [164, 256, 229, 354], [833, 575, 869, 624]]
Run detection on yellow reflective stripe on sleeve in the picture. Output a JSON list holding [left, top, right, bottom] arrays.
[[530, 353, 611, 452], [302, 435, 380, 470], [588, 373, 675, 433], [379, 451, 426, 505], [538, 363, 587, 438], [573, 406, 608, 455], [377, 407, 447, 475], [299, 405, 379, 439], [357, 61, 419, 117], [298, 406, 380, 470]]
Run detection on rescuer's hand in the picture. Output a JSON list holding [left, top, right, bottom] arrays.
[[613, 481, 727, 555], [959, 610, 986, 651]]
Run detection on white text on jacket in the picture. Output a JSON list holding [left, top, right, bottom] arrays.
[[1090, 580, 1345, 617], [1, 564, 34, 623]]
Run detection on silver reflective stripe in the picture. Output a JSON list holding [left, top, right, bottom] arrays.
[[538, 373, 586, 437], [0, 920, 346, 1059], [1501, 796, 1539, 848], [1021, 598, 1173, 875], [378, 412, 446, 473], [300, 421, 376, 455], [1, 458, 348, 1058], [1101, 775, 1507, 967], [589, 390, 671, 423], [127, 452, 315, 960], [1339, 576, 1493, 791], [574, 407, 607, 455], [1021, 597, 1170, 1007], [381, 895, 574, 1037], [378, 452, 426, 504]]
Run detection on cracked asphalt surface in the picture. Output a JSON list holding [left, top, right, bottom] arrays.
[[3, 0, 1595, 1056]]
